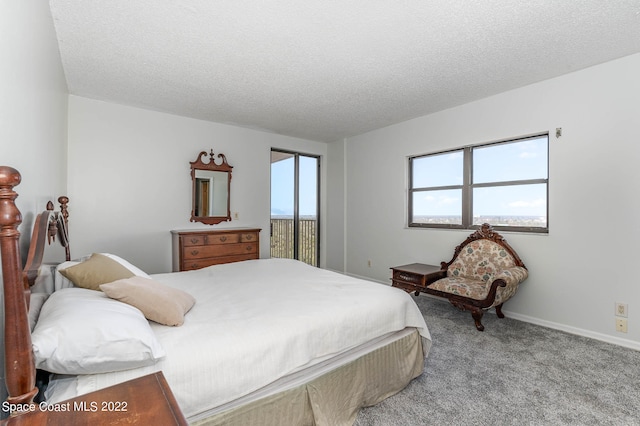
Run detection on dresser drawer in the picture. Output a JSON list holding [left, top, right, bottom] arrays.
[[240, 232, 258, 242], [182, 235, 206, 246], [182, 234, 240, 246], [183, 242, 258, 260], [181, 254, 258, 271]]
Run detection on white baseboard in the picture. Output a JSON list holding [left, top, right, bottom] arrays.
[[503, 310, 640, 351]]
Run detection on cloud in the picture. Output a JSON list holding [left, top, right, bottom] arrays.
[[520, 152, 536, 158], [422, 195, 459, 206], [439, 197, 459, 205], [508, 198, 545, 208]]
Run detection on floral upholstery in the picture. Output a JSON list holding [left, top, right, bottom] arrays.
[[428, 239, 528, 308], [447, 240, 517, 282], [492, 267, 528, 306], [428, 266, 528, 307], [428, 276, 488, 299]]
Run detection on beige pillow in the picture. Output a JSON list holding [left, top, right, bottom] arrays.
[[100, 277, 195, 326], [59, 253, 135, 290]]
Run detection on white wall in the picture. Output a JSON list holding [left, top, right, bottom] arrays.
[[67, 96, 328, 274], [325, 140, 346, 272], [0, 0, 68, 413], [343, 53, 640, 349]]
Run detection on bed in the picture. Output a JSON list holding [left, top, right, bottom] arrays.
[[1, 166, 431, 425]]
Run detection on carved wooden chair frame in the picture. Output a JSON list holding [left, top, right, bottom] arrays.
[[424, 224, 527, 331]]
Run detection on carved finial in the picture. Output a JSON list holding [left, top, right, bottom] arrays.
[[57, 196, 71, 261], [0, 166, 21, 188], [0, 166, 22, 232], [48, 216, 58, 244], [58, 196, 69, 223]]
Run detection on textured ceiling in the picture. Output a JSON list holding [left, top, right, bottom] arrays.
[[49, 0, 640, 142]]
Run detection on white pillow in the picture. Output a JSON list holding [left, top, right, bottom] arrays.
[[31, 264, 57, 294], [31, 288, 165, 375], [100, 253, 151, 279], [54, 261, 80, 291], [28, 293, 50, 332]]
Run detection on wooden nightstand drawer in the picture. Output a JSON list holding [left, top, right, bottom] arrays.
[[392, 270, 423, 285]]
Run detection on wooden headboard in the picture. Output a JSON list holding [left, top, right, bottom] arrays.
[[0, 166, 70, 407]]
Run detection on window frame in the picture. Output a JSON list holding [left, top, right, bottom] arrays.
[[408, 133, 549, 234]]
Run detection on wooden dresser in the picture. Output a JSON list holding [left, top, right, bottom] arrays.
[[171, 228, 261, 271]]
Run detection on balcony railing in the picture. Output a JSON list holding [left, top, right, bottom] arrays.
[[270, 217, 317, 266]]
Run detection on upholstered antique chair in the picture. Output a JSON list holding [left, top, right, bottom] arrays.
[[425, 224, 528, 331]]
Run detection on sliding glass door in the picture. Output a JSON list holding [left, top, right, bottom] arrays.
[[270, 149, 320, 266]]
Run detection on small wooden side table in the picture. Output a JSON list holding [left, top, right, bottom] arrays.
[[1, 372, 187, 426], [390, 263, 446, 295]]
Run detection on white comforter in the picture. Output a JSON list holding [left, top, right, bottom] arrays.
[[54, 259, 430, 419]]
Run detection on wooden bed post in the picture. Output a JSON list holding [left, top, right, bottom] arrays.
[[0, 166, 38, 406]]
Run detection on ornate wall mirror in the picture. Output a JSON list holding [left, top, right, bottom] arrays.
[[190, 150, 232, 225]]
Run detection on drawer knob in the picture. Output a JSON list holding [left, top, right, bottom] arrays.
[[219, 236, 227, 242], [245, 235, 253, 240], [190, 238, 199, 244], [191, 250, 199, 256], [246, 245, 253, 251]]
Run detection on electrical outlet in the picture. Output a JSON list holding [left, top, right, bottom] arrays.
[[615, 302, 628, 318], [367, 260, 372, 268], [616, 318, 628, 333], [233, 212, 239, 220]]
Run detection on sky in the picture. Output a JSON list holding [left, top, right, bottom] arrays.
[[412, 136, 548, 217], [271, 155, 318, 217]]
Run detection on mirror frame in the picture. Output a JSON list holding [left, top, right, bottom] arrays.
[[190, 150, 233, 225]]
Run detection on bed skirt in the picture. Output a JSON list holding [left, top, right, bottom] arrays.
[[191, 329, 426, 426]]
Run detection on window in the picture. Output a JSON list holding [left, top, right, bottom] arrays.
[[409, 134, 548, 233], [270, 149, 320, 266]]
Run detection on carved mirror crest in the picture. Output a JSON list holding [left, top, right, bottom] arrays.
[[190, 150, 232, 225]]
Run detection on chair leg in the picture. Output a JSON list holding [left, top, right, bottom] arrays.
[[495, 303, 505, 319], [471, 309, 485, 331]]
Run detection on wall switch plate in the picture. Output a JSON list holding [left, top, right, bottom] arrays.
[[615, 302, 628, 318], [616, 318, 628, 333]]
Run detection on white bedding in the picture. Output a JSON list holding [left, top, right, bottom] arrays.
[[46, 259, 430, 420]]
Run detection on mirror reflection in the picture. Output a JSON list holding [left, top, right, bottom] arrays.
[[194, 170, 229, 217], [190, 150, 233, 225]]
